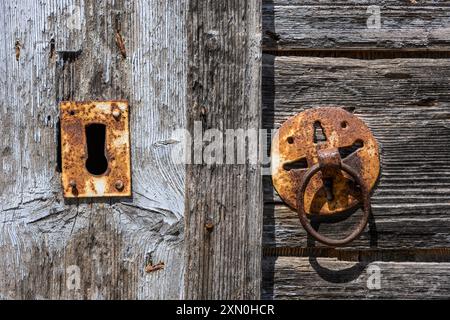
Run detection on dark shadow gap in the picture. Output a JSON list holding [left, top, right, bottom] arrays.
[[263, 247, 450, 263], [56, 118, 62, 173], [263, 49, 450, 60], [261, 0, 276, 299], [283, 158, 308, 171], [339, 140, 364, 159]]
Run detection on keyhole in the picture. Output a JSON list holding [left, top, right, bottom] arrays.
[[85, 124, 108, 175], [313, 121, 327, 143]]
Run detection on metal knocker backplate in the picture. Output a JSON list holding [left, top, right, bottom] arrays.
[[271, 107, 380, 216]]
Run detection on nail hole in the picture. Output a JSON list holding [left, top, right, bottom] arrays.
[[85, 124, 108, 175], [287, 136, 294, 144]]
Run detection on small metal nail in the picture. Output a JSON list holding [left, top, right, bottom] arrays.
[[112, 108, 121, 119], [115, 180, 124, 191], [205, 219, 214, 232], [69, 180, 77, 189]]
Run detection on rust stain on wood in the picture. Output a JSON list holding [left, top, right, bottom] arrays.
[[145, 262, 165, 273], [115, 31, 127, 59], [60, 100, 132, 198]]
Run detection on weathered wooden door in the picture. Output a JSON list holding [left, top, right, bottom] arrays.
[[0, 0, 261, 300], [262, 0, 450, 299], [0, 0, 188, 299], [2, 0, 450, 301]]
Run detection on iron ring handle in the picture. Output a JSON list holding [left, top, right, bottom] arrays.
[[296, 163, 371, 247]]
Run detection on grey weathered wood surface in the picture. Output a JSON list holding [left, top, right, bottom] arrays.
[[184, 0, 263, 299], [263, 56, 450, 250], [263, 0, 450, 50], [262, 257, 450, 299], [0, 0, 186, 299], [261, 0, 450, 300]]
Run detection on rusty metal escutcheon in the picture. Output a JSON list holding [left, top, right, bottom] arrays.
[[271, 107, 380, 245], [60, 101, 132, 198]]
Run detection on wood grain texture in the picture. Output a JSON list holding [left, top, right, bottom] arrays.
[[263, 56, 450, 249], [0, 0, 186, 299], [263, 0, 450, 50], [262, 256, 450, 299], [184, 0, 262, 299]]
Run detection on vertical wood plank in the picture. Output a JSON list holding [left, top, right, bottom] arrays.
[[0, 0, 186, 299], [184, 0, 263, 299]]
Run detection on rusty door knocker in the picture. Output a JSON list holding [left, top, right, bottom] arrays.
[[271, 107, 380, 246]]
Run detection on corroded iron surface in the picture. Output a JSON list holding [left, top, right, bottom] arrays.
[[60, 101, 131, 198], [297, 162, 371, 246], [271, 107, 380, 215]]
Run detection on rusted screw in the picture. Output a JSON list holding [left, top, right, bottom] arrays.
[[205, 219, 214, 232], [69, 180, 77, 189], [112, 108, 121, 119], [115, 180, 124, 191]]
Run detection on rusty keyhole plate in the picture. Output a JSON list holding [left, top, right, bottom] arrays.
[[60, 101, 131, 198], [271, 107, 380, 215]]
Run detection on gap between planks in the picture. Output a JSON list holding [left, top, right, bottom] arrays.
[[263, 247, 450, 262], [263, 49, 450, 59]]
